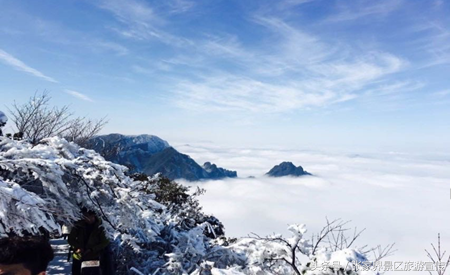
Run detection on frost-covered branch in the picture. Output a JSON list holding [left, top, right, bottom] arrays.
[[0, 136, 231, 274], [8, 92, 106, 145], [311, 218, 349, 255]]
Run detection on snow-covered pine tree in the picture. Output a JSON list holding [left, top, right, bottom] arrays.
[[0, 136, 387, 274], [0, 136, 229, 273]]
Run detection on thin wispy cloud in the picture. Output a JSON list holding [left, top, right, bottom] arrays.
[[278, 0, 317, 9], [363, 81, 424, 97], [0, 13, 131, 59], [326, 0, 404, 22], [65, 89, 94, 102], [93, 40, 129, 56], [0, 0, 447, 151], [174, 75, 343, 113], [165, 0, 195, 14], [93, 0, 430, 115], [132, 65, 156, 75], [172, 17, 408, 113], [98, 0, 157, 25], [0, 48, 57, 83], [201, 35, 251, 59], [414, 28, 450, 69], [432, 89, 450, 98], [98, 0, 192, 46]]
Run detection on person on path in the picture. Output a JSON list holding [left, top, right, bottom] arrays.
[[68, 209, 109, 275]]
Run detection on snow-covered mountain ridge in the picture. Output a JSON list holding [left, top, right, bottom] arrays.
[[86, 133, 237, 181]]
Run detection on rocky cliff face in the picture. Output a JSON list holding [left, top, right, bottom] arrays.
[[142, 147, 208, 181], [266, 162, 311, 177], [141, 148, 238, 181], [203, 162, 237, 179], [86, 134, 237, 181]]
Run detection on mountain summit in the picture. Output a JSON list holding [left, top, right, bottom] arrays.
[[86, 133, 237, 181], [86, 133, 170, 172], [266, 162, 311, 177]]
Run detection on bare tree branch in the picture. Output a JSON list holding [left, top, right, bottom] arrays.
[[425, 234, 450, 275], [7, 92, 107, 145]]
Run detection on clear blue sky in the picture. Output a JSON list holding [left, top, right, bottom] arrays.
[[0, 0, 449, 153]]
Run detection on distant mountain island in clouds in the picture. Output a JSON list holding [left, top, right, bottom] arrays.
[[266, 162, 311, 177], [86, 134, 311, 180], [86, 133, 237, 181]]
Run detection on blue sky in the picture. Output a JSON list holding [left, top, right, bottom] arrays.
[[0, 0, 449, 153]]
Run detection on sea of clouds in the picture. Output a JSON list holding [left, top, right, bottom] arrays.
[[173, 142, 449, 266]]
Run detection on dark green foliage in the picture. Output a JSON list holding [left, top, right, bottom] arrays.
[[131, 173, 189, 206], [130, 173, 225, 238]]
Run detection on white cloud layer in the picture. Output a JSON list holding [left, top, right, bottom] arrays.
[[0, 48, 57, 83], [174, 142, 450, 264]]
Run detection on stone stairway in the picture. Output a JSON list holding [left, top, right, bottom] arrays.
[[47, 239, 72, 274]]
